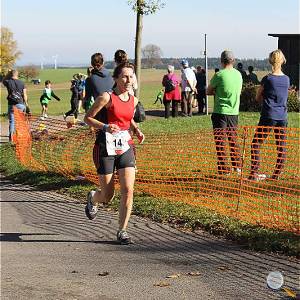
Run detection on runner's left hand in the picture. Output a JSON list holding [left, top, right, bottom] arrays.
[[135, 128, 145, 144]]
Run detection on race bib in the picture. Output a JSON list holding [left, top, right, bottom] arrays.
[[106, 130, 131, 155]]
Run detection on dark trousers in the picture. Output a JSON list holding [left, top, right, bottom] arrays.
[[154, 96, 163, 104], [65, 97, 79, 119], [196, 90, 206, 113], [181, 91, 194, 116], [251, 118, 287, 177], [211, 113, 241, 173], [164, 100, 179, 118]]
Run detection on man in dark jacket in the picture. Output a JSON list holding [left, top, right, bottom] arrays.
[[89, 53, 114, 122], [3, 70, 28, 142], [195, 66, 206, 114], [90, 53, 114, 98]]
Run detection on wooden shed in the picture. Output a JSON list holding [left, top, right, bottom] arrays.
[[268, 34, 300, 88]]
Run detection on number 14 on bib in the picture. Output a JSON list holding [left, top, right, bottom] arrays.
[[106, 131, 131, 155]]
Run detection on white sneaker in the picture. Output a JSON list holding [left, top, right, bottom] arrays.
[[248, 173, 267, 181], [85, 191, 98, 220], [44, 114, 48, 118], [117, 230, 132, 245], [232, 168, 242, 175]]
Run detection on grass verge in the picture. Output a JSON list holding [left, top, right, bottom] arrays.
[[0, 143, 299, 257]]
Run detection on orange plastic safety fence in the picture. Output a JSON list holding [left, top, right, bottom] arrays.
[[13, 109, 300, 233]]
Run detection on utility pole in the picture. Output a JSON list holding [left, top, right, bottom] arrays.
[[204, 34, 208, 115]]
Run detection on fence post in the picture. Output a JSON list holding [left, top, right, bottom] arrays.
[[236, 126, 248, 212]]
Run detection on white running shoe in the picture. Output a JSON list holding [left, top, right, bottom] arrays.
[[85, 191, 98, 220], [117, 230, 132, 245], [248, 173, 267, 182]]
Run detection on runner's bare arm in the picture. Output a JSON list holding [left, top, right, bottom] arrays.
[[84, 93, 120, 133], [84, 92, 118, 132], [23, 88, 28, 106]]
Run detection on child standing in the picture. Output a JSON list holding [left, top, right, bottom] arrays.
[[40, 80, 61, 119], [63, 79, 80, 121], [154, 89, 164, 104]]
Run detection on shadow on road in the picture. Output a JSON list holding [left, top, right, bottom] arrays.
[[1, 179, 299, 299]]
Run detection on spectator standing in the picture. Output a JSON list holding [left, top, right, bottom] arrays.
[[82, 67, 94, 113], [247, 66, 260, 85], [195, 66, 206, 114], [237, 62, 247, 83], [88, 53, 114, 123], [180, 59, 197, 117], [40, 80, 61, 120], [114, 49, 138, 95], [162, 65, 181, 118], [207, 50, 242, 175], [90, 53, 114, 99], [154, 89, 164, 104], [3, 70, 28, 142], [249, 50, 290, 181], [71, 73, 85, 113], [64, 79, 80, 120]]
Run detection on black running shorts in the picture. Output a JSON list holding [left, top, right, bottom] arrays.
[[93, 143, 135, 175]]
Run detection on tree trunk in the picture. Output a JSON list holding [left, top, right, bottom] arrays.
[[134, 0, 143, 99]]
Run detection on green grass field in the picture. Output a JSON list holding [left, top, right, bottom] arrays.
[[1, 68, 272, 117], [1, 68, 299, 256]]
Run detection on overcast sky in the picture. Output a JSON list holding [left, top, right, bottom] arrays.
[[2, 0, 299, 65]]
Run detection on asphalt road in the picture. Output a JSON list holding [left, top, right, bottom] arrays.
[[1, 177, 299, 300]]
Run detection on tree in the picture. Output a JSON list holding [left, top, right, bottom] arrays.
[[0, 27, 22, 75], [128, 0, 165, 98], [19, 65, 39, 82], [142, 44, 163, 68]]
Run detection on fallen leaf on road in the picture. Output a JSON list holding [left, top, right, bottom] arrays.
[[98, 271, 109, 276], [154, 281, 171, 287], [217, 266, 230, 271], [282, 287, 297, 298], [166, 273, 181, 279], [186, 271, 201, 276]]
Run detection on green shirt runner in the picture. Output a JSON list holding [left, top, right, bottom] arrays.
[[210, 68, 242, 115]]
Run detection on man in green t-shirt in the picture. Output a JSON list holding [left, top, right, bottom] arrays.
[[206, 50, 242, 175]]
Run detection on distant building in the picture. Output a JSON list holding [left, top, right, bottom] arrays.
[[268, 34, 300, 88]]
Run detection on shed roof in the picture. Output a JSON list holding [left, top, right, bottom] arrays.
[[268, 34, 300, 38]]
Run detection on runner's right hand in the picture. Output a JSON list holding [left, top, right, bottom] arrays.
[[108, 124, 120, 134]]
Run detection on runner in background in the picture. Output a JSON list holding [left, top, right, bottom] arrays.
[[84, 62, 145, 245], [114, 49, 138, 95]]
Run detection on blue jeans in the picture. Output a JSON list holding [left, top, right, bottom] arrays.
[[8, 103, 26, 141]]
